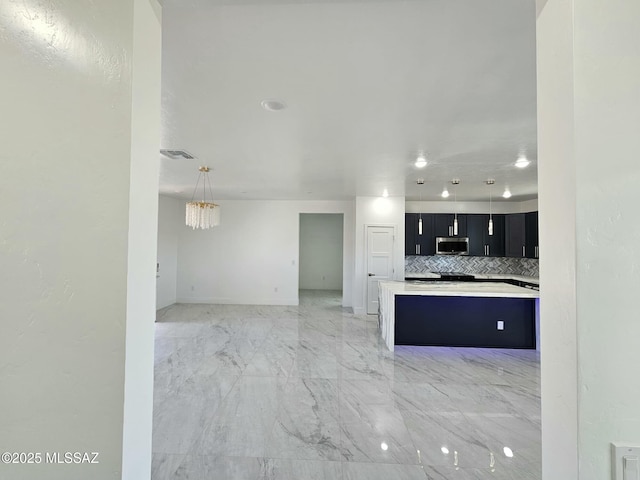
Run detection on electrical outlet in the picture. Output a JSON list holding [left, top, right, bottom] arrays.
[[191, 285, 195, 291], [274, 287, 278, 293], [497, 321, 504, 330]]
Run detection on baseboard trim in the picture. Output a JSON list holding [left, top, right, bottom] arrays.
[[176, 297, 299, 306]]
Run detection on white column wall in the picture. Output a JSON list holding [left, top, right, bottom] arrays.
[[538, 0, 640, 478], [573, 0, 640, 477], [353, 196, 405, 315], [121, 1, 162, 479], [0, 1, 153, 479], [157, 195, 181, 309], [537, 0, 578, 477]]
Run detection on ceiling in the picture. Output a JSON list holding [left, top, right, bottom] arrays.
[[159, 0, 537, 202]]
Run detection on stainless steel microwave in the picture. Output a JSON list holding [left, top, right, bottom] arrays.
[[435, 237, 469, 255]]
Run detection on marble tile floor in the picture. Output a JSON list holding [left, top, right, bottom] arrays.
[[152, 290, 541, 480]]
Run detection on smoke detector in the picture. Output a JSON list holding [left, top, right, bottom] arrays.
[[261, 99, 287, 111]]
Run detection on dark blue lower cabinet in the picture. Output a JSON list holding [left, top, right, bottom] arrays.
[[394, 295, 536, 349]]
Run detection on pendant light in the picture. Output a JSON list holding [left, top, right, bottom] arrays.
[[186, 166, 221, 229], [487, 179, 495, 236], [417, 179, 424, 235], [452, 179, 460, 236]]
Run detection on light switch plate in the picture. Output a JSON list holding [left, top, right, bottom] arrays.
[[497, 320, 504, 330], [612, 443, 640, 480]]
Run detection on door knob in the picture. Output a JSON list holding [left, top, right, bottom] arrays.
[[368, 273, 375, 277]]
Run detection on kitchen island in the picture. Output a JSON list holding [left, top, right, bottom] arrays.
[[378, 280, 540, 351]]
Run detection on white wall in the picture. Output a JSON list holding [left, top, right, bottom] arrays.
[[537, 1, 578, 477], [121, 1, 162, 479], [0, 1, 155, 478], [405, 199, 538, 214], [175, 200, 355, 307], [156, 195, 181, 309], [353, 196, 405, 314], [299, 214, 344, 290], [538, 0, 640, 478], [518, 199, 539, 213], [573, 0, 640, 476]]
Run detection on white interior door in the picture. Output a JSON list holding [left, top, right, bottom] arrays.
[[366, 226, 394, 314]]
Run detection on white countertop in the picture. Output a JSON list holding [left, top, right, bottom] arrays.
[[404, 272, 539, 285], [381, 280, 539, 298], [404, 272, 441, 279], [473, 274, 539, 285]]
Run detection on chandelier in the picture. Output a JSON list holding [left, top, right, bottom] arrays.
[[185, 166, 220, 229]]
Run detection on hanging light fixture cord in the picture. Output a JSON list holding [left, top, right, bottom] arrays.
[[487, 179, 494, 236], [190, 169, 204, 203], [452, 179, 460, 236], [418, 183, 423, 236], [454, 184, 458, 235]]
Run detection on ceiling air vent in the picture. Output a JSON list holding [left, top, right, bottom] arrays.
[[160, 149, 195, 160]]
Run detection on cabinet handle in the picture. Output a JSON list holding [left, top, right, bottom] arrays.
[[535, 246, 539, 258], [522, 246, 526, 257], [487, 245, 490, 256], [449, 226, 452, 236], [416, 244, 419, 255]]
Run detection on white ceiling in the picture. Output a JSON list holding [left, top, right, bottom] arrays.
[[159, 0, 537, 202]]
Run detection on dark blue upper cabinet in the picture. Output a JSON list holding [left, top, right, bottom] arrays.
[[433, 213, 467, 238], [406, 211, 532, 258], [525, 212, 539, 258], [405, 213, 435, 256], [487, 215, 506, 257], [405, 213, 418, 255], [466, 214, 505, 256], [505, 212, 539, 258]]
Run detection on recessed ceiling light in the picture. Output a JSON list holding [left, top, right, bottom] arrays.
[[502, 189, 512, 199], [503, 446, 514, 458], [415, 154, 427, 168], [515, 155, 530, 168], [261, 99, 287, 111], [441, 188, 450, 198]]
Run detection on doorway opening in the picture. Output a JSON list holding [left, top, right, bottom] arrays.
[[299, 213, 344, 304]]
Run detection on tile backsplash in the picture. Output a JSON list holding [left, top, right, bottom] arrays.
[[405, 255, 539, 277]]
